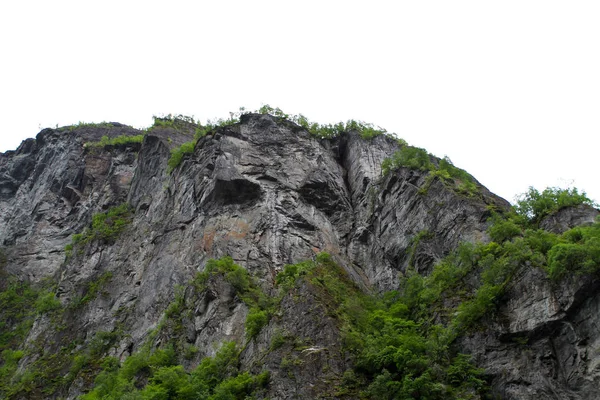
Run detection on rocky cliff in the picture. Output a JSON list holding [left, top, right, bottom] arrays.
[[0, 113, 598, 399]]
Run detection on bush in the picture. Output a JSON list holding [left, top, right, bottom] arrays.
[[193, 257, 273, 339], [149, 114, 197, 131], [167, 141, 196, 173], [438, 157, 478, 196], [65, 204, 133, 258], [488, 216, 522, 243], [91, 204, 133, 242], [546, 227, 600, 279], [34, 290, 62, 314], [257, 105, 390, 140], [82, 341, 268, 400], [245, 308, 269, 339], [515, 187, 597, 224], [381, 150, 479, 197], [382, 146, 433, 175], [166, 125, 211, 173]]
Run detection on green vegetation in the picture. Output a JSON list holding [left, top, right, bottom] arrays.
[[273, 187, 599, 397], [167, 140, 196, 173], [515, 186, 598, 225], [382, 146, 433, 173], [546, 222, 600, 279], [167, 136, 202, 173], [81, 342, 269, 400], [70, 272, 113, 309], [62, 121, 117, 132], [84, 134, 145, 149], [65, 204, 133, 257], [148, 114, 203, 173], [0, 281, 38, 353], [149, 114, 198, 131], [483, 188, 600, 281], [164, 105, 398, 173], [0, 279, 64, 398], [2, 187, 597, 399], [276, 253, 486, 399], [436, 156, 478, 195], [257, 104, 388, 140], [194, 257, 274, 339], [163, 116, 228, 173], [77, 257, 272, 399], [382, 146, 479, 197], [34, 289, 62, 314]]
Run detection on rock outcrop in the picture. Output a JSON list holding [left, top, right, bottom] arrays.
[[0, 113, 598, 399]]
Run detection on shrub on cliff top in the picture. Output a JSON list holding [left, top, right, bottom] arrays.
[[515, 186, 598, 225]]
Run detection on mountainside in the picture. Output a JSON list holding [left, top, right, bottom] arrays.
[[1, 113, 599, 399]]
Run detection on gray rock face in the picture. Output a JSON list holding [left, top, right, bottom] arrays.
[[460, 269, 600, 399], [1, 113, 599, 399], [540, 204, 599, 234]]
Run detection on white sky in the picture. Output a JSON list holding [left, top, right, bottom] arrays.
[[1, 1, 598, 204]]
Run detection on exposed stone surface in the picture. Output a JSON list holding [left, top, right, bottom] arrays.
[[540, 204, 599, 234], [460, 269, 600, 400], [1, 114, 599, 399]]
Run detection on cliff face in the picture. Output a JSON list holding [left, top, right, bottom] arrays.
[[0, 114, 598, 399]]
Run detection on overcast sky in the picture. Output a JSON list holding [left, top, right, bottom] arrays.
[[1, 1, 598, 204]]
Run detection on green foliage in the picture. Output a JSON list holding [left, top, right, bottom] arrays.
[[81, 342, 268, 400], [166, 125, 212, 173], [488, 214, 522, 243], [276, 254, 487, 398], [546, 223, 600, 279], [484, 197, 600, 281], [65, 204, 133, 257], [167, 141, 196, 173], [84, 134, 145, 149], [257, 104, 389, 140], [34, 290, 62, 314], [0, 280, 39, 352], [274, 260, 314, 291], [150, 114, 218, 173], [163, 105, 402, 172], [71, 272, 113, 309], [0, 281, 38, 393], [269, 330, 287, 351], [382, 151, 479, 197], [91, 204, 133, 242], [194, 257, 273, 339], [382, 145, 433, 175], [515, 186, 598, 225], [437, 157, 478, 196], [150, 114, 198, 131], [257, 104, 290, 118], [0, 278, 64, 398], [268, 211, 597, 397], [0, 349, 25, 388], [245, 308, 269, 339]]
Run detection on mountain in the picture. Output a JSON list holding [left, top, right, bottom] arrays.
[[1, 112, 599, 399]]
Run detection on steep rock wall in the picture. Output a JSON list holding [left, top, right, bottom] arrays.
[[0, 113, 598, 399]]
